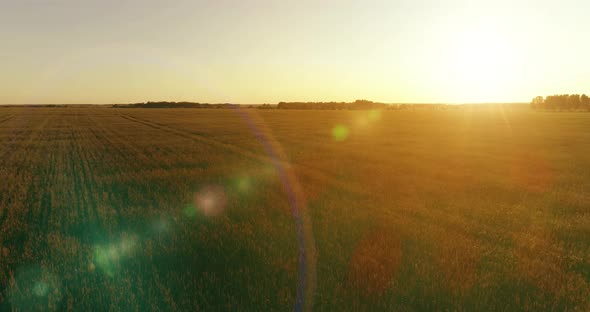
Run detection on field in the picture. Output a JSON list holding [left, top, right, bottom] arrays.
[[0, 106, 589, 311]]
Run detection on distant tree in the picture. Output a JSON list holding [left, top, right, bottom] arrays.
[[582, 94, 590, 111], [277, 100, 387, 110], [568, 94, 581, 110], [531, 96, 544, 109], [543, 95, 561, 110], [532, 94, 590, 111]]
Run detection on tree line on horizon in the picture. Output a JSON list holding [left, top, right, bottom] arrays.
[[115, 100, 453, 110], [274, 99, 447, 110], [113, 102, 241, 109], [277, 99, 391, 110], [531, 94, 590, 111], [0, 101, 524, 110]]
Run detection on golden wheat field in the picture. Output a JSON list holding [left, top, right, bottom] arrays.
[[0, 106, 589, 311]]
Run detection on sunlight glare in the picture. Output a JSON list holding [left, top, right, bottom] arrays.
[[443, 25, 521, 102]]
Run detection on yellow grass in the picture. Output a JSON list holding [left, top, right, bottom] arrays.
[[0, 106, 589, 310]]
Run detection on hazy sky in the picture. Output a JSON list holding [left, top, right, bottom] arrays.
[[1, 0, 589, 104]]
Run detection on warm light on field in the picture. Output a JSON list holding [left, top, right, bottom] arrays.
[[2, 107, 590, 311], [3, 0, 590, 309]]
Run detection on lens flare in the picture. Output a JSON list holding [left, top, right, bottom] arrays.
[[194, 185, 227, 217], [235, 175, 253, 193], [32, 281, 49, 297], [234, 109, 317, 312], [262, 164, 277, 177], [356, 116, 369, 127], [8, 265, 62, 311], [332, 125, 349, 141], [92, 235, 138, 277], [367, 109, 382, 122], [183, 203, 198, 218], [152, 215, 171, 234], [356, 110, 382, 128], [93, 246, 117, 277]]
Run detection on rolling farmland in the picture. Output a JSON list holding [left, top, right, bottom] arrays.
[[0, 107, 590, 310]]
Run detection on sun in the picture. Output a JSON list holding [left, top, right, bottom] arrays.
[[443, 26, 520, 102]]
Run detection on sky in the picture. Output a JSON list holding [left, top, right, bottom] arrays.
[[1, 0, 589, 104]]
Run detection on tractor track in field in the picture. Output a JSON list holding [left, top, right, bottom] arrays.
[[68, 114, 138, 238], [74, 115, 528, 260], [120, 115, 550, 257], [87, 120, 134, 164], [0, 115, 14, 125], [34, 149, 56, 252], [119, 114, 268, 160], [0, 114, 52, 305], [68, 127, 92, 231], [25, 113, 59, 254], [85, 121, 130, 226], [0, 116, 33, 167], [88, 115, 154, 166], [69, 115, 112, 239], [86, 113, 182, 225], [23, 115, 52, 233], [73, 117, 103, 230], [119, 114, 371, 198], [0, 204, 7, 229], [117, 112, 536, 265]]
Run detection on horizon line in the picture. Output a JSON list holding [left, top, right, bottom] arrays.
[[0, 102, 529, 106]]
